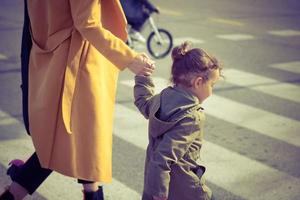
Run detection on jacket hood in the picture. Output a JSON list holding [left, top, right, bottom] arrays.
[[149, 86, 202, 138]]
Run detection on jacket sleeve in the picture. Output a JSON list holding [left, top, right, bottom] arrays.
[[69, 0, 138, 70], [147, 117, 200, 198], [134, 75, 156, 119]]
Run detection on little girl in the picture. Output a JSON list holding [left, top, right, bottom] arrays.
[[134, 41, 222, 200]]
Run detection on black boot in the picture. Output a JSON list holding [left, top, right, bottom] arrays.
[[0, 189, 14, 200], [83, 186, 104, 200]]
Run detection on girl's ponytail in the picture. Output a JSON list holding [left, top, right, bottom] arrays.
[[171, 41, 191, 61]]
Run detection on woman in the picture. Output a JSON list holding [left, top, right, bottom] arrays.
[[0, 0, 155, 199]]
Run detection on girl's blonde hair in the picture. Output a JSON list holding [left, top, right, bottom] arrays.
[[171, 41, 222, 87]]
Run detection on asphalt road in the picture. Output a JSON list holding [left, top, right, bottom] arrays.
[[0, 0, 300, 199]]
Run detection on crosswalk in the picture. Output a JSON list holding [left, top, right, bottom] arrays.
[[0, 7, 300, 198], [1, 63, 299, 199], [1, 0, 300, 197]]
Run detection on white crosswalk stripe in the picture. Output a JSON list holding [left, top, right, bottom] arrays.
[[269, 61, 300, 74], [0, 110, 19, 126], [216, 34, 255, 41], [268, 29, 300, 37], [223, 68, 300, 103], [0, 53, 8, 61], [173, 37, 205, 46]]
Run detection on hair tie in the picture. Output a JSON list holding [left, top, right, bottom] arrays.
[[179, 41, 191, 56], [180, 48, 188, 56]]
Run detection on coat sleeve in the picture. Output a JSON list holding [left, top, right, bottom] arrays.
[[134, 75, 156, 119], [147, 117, 200, 198], [69, 0, 138, 70]]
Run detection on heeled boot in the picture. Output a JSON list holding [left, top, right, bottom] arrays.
[[83, 186, 104, 200], [0, 188, 14, 200]]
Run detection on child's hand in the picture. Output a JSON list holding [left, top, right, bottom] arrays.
[[136, 61, 155, 76], [153, 196, 167, 200], [128, 53, 155, 76], [136, 53, 155, 76]]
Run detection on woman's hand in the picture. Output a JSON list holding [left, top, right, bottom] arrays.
[[127, 53, 155, 76], [153, 196, 167, 200]]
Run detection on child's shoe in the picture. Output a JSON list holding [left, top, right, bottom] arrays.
[[83, 186, 104, 200]]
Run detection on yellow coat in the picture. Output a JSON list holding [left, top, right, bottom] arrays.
[[27, 0, 137, 182]]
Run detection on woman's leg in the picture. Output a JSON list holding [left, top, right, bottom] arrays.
[[78, 179, 104, 200], [2, 153, 52, 199]]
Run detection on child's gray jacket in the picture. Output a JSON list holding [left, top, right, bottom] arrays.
[[134, 76, 212, 200]]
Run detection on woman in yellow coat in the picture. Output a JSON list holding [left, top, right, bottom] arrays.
[[0, 0, 155, 199]]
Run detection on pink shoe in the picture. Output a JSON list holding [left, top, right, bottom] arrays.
[[8, 159, 25, 167]]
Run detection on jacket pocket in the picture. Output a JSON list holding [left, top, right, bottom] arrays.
[[192, 165, 205, 178], [189, 164, 206, 186]]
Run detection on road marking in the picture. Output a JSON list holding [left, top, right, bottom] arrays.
[[209, 18, 244, 26], [269, 61, 300, 74], [0, 110, 19, 126], [121, 77, 300, 147], [160, 8, 183, 16], [224, 68, 300, 103], [0, 111, 141, 200], [268, 29, 300, 37], [203, 95, 300, 147], [202, 141, 300, 200], [114, 103, 300, 200], [105, 179, 141, 200], [173, 37, 205, 46], [0, 54, 8, 61], [216, 34, 255, 41], [132, 43, 146, 51]]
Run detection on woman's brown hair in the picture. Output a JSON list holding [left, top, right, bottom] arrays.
[[170, 41, 222, 87]]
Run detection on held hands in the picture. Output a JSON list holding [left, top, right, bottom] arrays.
[[127, 53, 155, 76]]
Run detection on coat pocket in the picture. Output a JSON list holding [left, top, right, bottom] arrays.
[[169, 165, 211, 200], [192, 165, 205, 178], [189, 164, 206, 186]]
